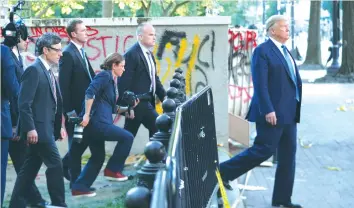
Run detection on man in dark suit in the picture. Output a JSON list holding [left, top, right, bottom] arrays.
[[219, 15, 303, 208], [1, 44, 19, 207], [118, 22, 166, 138], [59, 19, 95, 183], [2, 20, 48, 208], [9, 32, 67, 208]]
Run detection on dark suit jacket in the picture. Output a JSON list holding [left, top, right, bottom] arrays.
[[246, 39, 302, 124], [1, 45, 20, 139], [83, 70, 117, 125], [59, 42, 95, 115], [18, 58, 63, 142], [9, 51, 25, 126], [118, 42, 166, 107]]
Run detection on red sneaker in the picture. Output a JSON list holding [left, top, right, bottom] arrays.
[[104, 168, 128, 181], [71, 190, 96, 197]]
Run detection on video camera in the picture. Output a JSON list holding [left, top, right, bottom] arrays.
[[1, 1, 27, 47], [68, 116, 84, 143]]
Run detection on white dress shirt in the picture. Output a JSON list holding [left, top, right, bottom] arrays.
[[269, 37, 296, 76], [139, 42, 155, 92]]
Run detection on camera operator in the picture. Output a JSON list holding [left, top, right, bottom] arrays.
[[1, 39, 19, 208], [1, 20, 49, 207], [70, 53, 138, 197]]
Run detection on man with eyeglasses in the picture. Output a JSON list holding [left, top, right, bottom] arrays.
[[59, 20, 96, 190], [9, 32, 68, 208]]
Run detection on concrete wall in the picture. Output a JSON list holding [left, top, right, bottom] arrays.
[[1, 17, 231, 155]]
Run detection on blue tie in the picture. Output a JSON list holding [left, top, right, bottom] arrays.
[[282, 45, 299, 101]]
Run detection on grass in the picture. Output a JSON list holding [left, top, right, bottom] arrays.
[[98, 178, 137, 208]]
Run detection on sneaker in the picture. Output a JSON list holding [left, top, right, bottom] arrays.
[[104, 168, 128, 181], [72, 189, 96, 197]]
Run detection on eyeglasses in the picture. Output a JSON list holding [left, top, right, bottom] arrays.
[[47, 46, 62, 53]]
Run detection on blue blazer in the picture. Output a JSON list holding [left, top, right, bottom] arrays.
[[1, 45, 20, 139], [246, 39, 302, 125], [84, 70, 118, 124]]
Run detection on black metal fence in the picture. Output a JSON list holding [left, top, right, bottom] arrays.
[[151, 86, 219, 208]]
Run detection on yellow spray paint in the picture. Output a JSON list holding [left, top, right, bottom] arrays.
[[185, 35, 200, 96], [153, 36, 200, 113], [161, 42, 173, 83], [175, 38, 188, 68]]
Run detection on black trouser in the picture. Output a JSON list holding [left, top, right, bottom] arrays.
[[9, 140, 44, 205], [124, 102, 158, 138], [9, 140, 66, 208]]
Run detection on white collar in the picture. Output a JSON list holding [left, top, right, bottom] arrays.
[[269, 36, 284, 50], [71, 40, 83, 51], [38, 56, 51, 71], [138, 42, 151, 55]]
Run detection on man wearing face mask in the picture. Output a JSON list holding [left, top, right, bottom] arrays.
[[1, 20, 48, 208], [1, 27, 19, 208]]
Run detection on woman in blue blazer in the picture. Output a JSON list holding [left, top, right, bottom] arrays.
[[71, 53, 138, 197]]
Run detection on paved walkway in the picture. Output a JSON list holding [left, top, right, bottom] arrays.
[[237, 84, 354, 208]]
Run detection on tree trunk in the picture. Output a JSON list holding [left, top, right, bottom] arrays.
[[102, 0, 113, 17], [338, 1, 354, 74], [168, 1, 190, 16], [302, 0, 322, 68], [141, 0, 151, 17]]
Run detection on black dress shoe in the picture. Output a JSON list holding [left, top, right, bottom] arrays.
[[28, 200, 49, 208], [272, 202, 303, 208]]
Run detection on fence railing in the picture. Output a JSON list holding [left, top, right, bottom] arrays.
[[151, 86, 219, 208]]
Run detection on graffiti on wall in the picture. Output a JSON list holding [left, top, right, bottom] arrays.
[[154, 30, 215, 96], [228, 28, 257, 117], [1, 25, 218, 115], [5, 26, 217, 98]]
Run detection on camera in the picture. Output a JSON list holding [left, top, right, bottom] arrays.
[[122, 91, 138, 107], [68, 117, 84, 143], [122, 91, 152, 106]]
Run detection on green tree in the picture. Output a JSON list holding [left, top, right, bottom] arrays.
[[9, 0, 87, 18]]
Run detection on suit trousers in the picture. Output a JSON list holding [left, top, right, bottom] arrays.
[[124, 102, 158, 138], [68, 137, 89, 185], [9, 140, 43, 204], [1, 139, 9, 206], [9, 140, 66, 208], [72, 121, 134, 190], [62, 122, 84, 183], [219, 122, 297, 204]]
